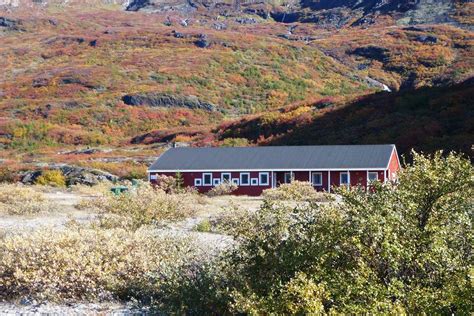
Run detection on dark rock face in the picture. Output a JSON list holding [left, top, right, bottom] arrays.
[[44, 36, 86, 46], [350, 46, 390, 63], [0, 17, 22, 31], [415, 35, 438, 44], [21, 165, 118, 186], [122, 93, 216, 111], [32, 77, 50, 88], [300, 0, 416, 13], [126, 0, 197, 13], [195, 33, 210, 48]]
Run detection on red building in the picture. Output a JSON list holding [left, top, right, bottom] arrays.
[[148, 145, 401, 196]]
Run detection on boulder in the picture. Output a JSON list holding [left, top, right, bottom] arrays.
[[195, 33, 210, 48], [122, 92, 216, 111]]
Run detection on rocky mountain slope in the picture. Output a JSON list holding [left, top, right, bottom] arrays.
[[0, 1, 472, 175]]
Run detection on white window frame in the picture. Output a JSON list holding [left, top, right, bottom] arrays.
[[194, 178, 202, 186], [240, 173, 250, 186], [368, 172, 378, 183], [284, 172, 294, 184], [259, 172, 269, 186], [221, 173, 231, 183], [340, 172, 349, 186], [202, 173, 212, 186], [232, 178, 240, 186], [213, 178, 221, 186], [251, 178, 258, 186], [150, 174, 158, 180], [312, 172, 322, 186]]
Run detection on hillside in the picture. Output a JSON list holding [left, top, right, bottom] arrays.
[[0, 2, 472, 176], [215, 78, 474, 158]]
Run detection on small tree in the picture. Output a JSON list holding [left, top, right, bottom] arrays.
[[175, 172, 184, 192]]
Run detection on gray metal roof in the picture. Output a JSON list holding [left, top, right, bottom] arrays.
[[148, 145, 396, 171]]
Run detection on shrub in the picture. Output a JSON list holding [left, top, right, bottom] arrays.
[[206, 181, 238, 197], [156, 173, 190, 194], [262, 180, 328, 202], [156, 151, 473, 314], [35, 170, 66, 187], [194, 218, 212, 232], [0, 227, 201, 302], [0, 184, 53, 215], [81, 182, 197, 230], [0, 167, 15, 183]]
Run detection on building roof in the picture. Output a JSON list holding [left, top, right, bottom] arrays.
[[148, 144, 397, 171]]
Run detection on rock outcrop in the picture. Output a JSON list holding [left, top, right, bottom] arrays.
[[122, 93, 216, 111], [21, 164, 118, 186]]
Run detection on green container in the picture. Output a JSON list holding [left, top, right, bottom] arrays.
[[110, 186, 129, 196]]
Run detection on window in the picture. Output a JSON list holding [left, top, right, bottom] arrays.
[[340, 172, 349, 186], [368, 172, 378, 183], [232, 178, 239, 185], [259, 172, 269, 186], [203, 173, 212, 186], [221, 173, 231, 183], [213, 178, 221, 186], [312, 172, 322, 186], [240, 173, 250, 186], [284, 172, 294, 184], [194, 178, 202, 186], [251, 178, 258, 186], [150, 174, 158, 180]]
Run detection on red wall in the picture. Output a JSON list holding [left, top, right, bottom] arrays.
[[387, 149, 401, 181], [150, 168, 396, 196], [150, 171, 272, 196]]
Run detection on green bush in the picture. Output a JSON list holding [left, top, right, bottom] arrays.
[[194, 219, 212, 232], [157, 151, 473, 314], [35, 170, 66, 187]]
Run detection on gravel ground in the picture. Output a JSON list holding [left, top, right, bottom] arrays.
[[0, 188, 256, 315], [0, 302, 149, 315]]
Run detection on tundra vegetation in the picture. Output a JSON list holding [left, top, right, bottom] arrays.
[[0, 151, 472, 314]]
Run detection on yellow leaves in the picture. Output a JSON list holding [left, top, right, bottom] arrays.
[[35, 170, 66, 187], [0, 184, 53, 215], [266, 90, 289, 109], [0, 227, 197, 302]]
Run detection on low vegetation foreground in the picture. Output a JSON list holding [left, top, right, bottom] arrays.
[[0, 151, 472, 314]]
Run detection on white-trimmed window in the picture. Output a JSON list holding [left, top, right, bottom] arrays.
[[251, 178, 258, 186], [232, 178, 240, 186], [203, 173, 212, 186], [213, 178, 221, 186], [284, 172, 294, 184], [368, 172, 378, 183], [194, 178, 202, 186], [312, 172, 322, 186], [259, 172, 269, 186], [240, 173, 250, 186], [340, 172, 349, 186], [221, 173, 231, 183], [150, 174, 158, 180]]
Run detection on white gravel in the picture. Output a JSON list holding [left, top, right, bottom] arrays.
[[0, 302, 148, 315]]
